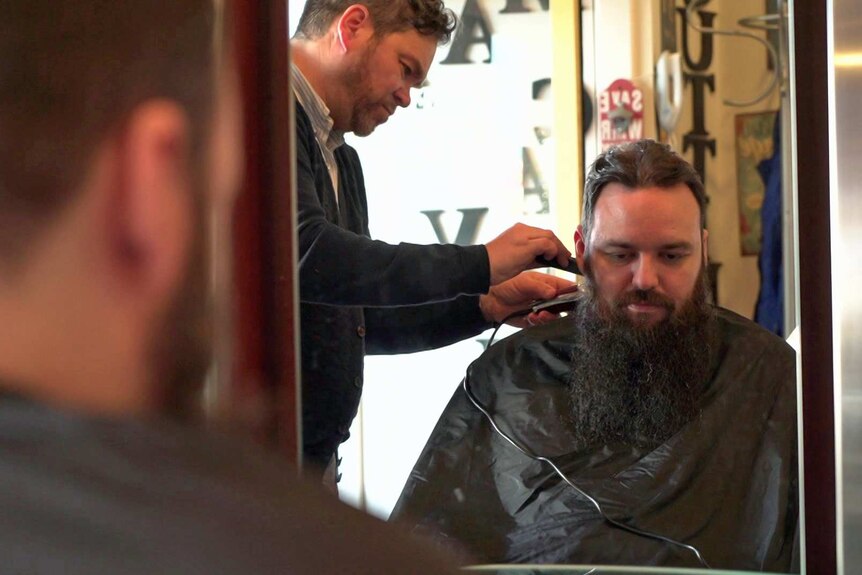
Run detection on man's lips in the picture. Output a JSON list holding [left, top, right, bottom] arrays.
[[626, 302, 668, 314], [618, 290, 674, 311]]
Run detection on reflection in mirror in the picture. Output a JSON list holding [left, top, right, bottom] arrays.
[[290, 0, 801, 572]]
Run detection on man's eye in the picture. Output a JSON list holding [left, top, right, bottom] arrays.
[[662, 252, 687, 262], [401, 62, 412, 76], [606, 252, 632, 262]]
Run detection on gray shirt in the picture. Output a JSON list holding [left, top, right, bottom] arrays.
[[291, 63, 344, 200], [0, 395, 464, 574]]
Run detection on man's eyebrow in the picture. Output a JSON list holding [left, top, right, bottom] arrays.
[[596, 240, 696, 250], [659, 241, 696, 250]]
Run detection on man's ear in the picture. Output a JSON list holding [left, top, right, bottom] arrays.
[[109, 100, 193, 304], [335, 4, 372, 52], [701, 228, 709, 264], [575, 225, 587, 269]]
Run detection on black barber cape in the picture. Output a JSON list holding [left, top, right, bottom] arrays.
[[391, 306, 798, 572]]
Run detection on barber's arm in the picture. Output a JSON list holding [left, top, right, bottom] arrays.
[[363, 296, 490, 355], [364, 272, 576, 355], [295, 116, 570, 307]]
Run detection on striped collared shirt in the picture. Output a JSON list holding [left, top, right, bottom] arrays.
[[291, 63, 345, 203]]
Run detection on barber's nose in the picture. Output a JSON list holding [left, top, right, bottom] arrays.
[[632, 255, 659, 291], [394, 86, 411, 108]]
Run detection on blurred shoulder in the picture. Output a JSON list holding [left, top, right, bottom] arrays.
[[713, 305, 794, 359]]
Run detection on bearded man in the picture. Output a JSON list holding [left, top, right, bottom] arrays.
[[390, 140, 799, 573]]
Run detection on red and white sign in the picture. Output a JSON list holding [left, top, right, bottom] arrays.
[[599, 79, 644, 150]]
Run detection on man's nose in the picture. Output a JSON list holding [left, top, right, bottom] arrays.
[[632, 255, 659, 290], [394, 86, 411, 108]]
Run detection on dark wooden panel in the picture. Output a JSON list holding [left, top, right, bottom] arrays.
[[230, 0, 299, 465], [794, 0, 836, 572]]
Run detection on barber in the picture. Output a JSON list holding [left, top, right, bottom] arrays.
[[291, 0, 574, 482]]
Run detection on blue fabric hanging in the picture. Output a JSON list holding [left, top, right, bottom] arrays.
[[754, 114, 783, 336]]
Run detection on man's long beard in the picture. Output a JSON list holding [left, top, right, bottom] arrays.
[[566, 267, 715, 451]]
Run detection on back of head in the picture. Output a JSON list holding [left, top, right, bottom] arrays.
[[0, 0, 216, 272], [581, 140, 707, 243], [295, 0, 457, 44]]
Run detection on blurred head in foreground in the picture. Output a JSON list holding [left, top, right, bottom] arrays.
[[0, 0, 241, 419]]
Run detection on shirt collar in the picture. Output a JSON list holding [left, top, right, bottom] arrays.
[[291, 63, 345, 153]]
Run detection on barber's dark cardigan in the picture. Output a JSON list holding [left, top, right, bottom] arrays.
[[295, 100, 494, 472]]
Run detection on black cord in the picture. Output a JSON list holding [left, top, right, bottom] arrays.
[[461, 374, 711, 569], [486, 309, 527, 349]]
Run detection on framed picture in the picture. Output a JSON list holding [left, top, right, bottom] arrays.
[[735, 110, 778, 256]]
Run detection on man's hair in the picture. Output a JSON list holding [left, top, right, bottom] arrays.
[[0, 0, 217, 268], [581, 140, 707, 244], [295, 0, 457, 45]]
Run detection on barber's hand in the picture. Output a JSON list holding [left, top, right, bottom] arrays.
[[485, 223, 571, 286], [479, 271, 577, 328]]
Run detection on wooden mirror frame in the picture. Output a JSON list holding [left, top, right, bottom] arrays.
[[793, 0, 836, 573], [230, 0, 301, 465]]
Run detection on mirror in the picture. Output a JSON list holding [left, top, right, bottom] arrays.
[[289, 0, 802, 571]]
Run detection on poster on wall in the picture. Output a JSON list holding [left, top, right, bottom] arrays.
[[735, 111, 778, 256], [599, 78, 644, 151]]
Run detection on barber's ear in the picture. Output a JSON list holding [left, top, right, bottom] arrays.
[[110, 100, 193, 303], [336, 5, 372, 51]]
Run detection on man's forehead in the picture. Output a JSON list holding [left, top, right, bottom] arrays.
[[592, 184, 700, 232]]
